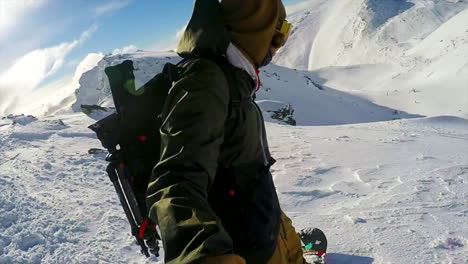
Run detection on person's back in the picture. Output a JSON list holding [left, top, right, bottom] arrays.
[[146, 0, 303, 263]]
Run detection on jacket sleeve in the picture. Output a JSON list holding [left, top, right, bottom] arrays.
[[146, 59, 233, 264]]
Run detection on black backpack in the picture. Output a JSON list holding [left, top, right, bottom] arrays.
[[89, 56, 239, 257]]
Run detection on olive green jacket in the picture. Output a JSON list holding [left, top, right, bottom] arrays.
[[146, 1, 281, 263]]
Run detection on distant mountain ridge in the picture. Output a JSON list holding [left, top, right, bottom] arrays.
[[277, 0, 468, 118], [278, 0, 468, 70], [73, 51, 422, 126]]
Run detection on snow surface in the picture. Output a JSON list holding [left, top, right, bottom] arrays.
[[1, 0, 468, 263], [1, 113, 467, 264]]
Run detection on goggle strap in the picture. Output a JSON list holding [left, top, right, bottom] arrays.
[[276, 19, 291, 36]]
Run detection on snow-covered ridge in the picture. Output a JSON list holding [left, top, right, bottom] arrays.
[[280, 0, 468, 70], [74, 51, 422, 126], [72, 51, 179, 112]]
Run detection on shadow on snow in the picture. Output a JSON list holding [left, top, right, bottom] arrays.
[[326, 253, 374, 264]]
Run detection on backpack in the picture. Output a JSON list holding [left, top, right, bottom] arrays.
[[89, 56, 240, 257]]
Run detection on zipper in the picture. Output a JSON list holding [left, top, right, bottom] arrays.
[[252, 100, 269, 166]]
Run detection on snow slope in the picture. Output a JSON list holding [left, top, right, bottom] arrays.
[[278, 0, 468, 118], [272, 116, 468, 264], [257, 64, 423, 126], [280, 0, 468, 70], [0, 114, 151, 264]]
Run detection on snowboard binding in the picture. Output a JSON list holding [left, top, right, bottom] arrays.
[[300, 227, 327, 264]]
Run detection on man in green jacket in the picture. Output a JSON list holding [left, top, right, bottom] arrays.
[[146, 0, 304, 263]]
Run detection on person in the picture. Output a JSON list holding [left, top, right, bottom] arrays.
[[146, 0, 305, 263]]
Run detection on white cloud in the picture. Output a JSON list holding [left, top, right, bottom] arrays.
[[0, 25, 98, 115], [0, 42, 75, 92], [0, 52, 104, 116], [0, 0, 46, 39], [0, 25, 96, 89], [73, 53, 104, 82], [111, 44, 138, 55], [94, 0, 132, 16]]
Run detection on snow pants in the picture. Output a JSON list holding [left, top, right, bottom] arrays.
[[266, 211, 305, 264], [202, 211, 304, 264]]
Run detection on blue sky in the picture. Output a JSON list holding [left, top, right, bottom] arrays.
[[0, 0, 304, 106]]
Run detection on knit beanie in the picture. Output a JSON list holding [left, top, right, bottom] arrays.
[[221, 0, 286, 67]]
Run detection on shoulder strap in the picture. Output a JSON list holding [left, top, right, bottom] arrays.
[[209, 56, 242, 120], [176, 56, 242, 120]]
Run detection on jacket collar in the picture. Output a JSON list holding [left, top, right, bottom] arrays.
[[226, 43, 260, 93]]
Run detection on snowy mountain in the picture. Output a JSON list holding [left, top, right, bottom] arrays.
[[278, 0, 468, 118], [1, 0, 467, 263], [280, 0, 468, 69], [72, 51, 179, 113]]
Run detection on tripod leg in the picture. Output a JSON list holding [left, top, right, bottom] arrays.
[[107, 163, 150, 257]]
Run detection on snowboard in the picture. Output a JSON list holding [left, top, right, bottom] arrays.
[[300, 228, 328, 264]]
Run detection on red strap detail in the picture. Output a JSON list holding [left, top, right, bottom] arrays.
[[229, 189, 235, 196], [139, 135, 147, 141], [119, 163, 125, 168], [139, 219, 150, 239], [317, 251, 326, 257], [255, 69, 261, 92]]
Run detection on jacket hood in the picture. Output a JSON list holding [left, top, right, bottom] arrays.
[[176, 0, 230, 59], [221, 0, 286, 68]]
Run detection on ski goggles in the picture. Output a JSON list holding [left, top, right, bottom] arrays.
[[274, 18, 292, 47]]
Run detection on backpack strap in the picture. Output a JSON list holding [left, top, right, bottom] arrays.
[[209, 56, 242, 120], [176, 56, 243, 121], [175, 55, 252, 167]]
